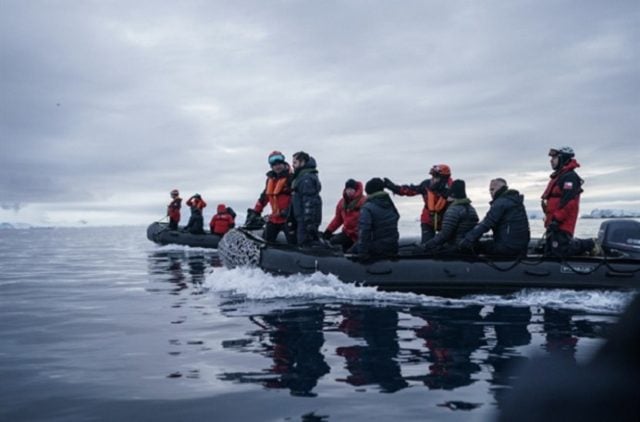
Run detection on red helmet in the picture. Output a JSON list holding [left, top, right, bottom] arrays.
[[170, 189, 179, 196], [268, 151, 285, 165], [429, 164, 451, 177]]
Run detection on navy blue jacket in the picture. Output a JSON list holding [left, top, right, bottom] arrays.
[[356, 192, 400, 257], [291, 156, 322, 243], [464, 188, 531, 252]]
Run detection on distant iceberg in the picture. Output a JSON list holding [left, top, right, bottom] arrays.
[[0, 222, 35, 229], [582, 209, 640, 219]]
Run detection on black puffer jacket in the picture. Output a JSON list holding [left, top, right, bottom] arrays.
[[291, 156, 322, 242], [356, 192, 400, 257], [464, 188, 531, 252], [424, 198, 479, 249]]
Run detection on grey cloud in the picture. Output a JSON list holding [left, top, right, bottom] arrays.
[[1, 1, 638, 225]]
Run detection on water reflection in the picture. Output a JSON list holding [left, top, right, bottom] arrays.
[[218, 303, 616, 401], [147, 250, 218, 294], [336, 305, 408, 392], [407, 305, 486, 390], [220, 305, 330, 397]]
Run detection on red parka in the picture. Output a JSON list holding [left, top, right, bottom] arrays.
[[210, 204, 235, 235], [325, 181, 367, 241], [254, 165, 292, 225], [541, 159, 583, 235], [167, 197, 182, 222], [186, 196, 207, 211]]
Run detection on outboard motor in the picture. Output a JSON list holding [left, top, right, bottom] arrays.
[[598, 219, 640, 259]]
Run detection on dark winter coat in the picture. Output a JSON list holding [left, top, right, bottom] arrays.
[[356, 191, 400, 257], [424, 198, 479, 249], [541, 159, 583, 236], [291, 156, 322, 244], [464, 188, 531, 252]]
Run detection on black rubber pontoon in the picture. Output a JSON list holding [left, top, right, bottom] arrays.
[[218, 220, 640, 295], [146, 222, 223, 248]]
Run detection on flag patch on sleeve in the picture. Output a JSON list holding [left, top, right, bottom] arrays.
[[563, 181, 573, 190]]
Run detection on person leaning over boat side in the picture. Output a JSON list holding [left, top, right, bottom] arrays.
[[322, 179, 367, 252], [251, 151, 294, 243], [167, 189, 182, 230], [423, 180, 479, 254], [209, 203, 236, 236], [541, 146, 599, 257], [290, 151, 322, 246], [458, 178, 530, 257], [383, 164, 453, 244], [351, 177, 400, 259], [183, 193, 207, 234]]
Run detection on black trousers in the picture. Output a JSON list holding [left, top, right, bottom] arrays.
[[545, 230, 594, 257], [329, 232, 355, 252], [263, 222, 295, 244]]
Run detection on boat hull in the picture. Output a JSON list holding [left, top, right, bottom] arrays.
[[259, 246, 640, 294], [146, 222, 222, 248], [218, 228, 640, 295]]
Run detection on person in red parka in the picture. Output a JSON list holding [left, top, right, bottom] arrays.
[[252, 151, 294, 243], [184, 193, 207, 234], [323, 179, 367, 251], [209, 203, 236, 236], [167, 189, 182, 230], [383, 164, 454, 243], [541, 146, 598, 257]]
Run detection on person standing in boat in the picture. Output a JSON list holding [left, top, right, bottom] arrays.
[[251, 151, 294, 243], [458, 178, 530, 256], [323, 179, 367, 252], [383, 164, 453, 244], [423, 180, 479, 254], [351, 177, 400, 259], [290, 151, 322, 246], [184, 193, 207, 234], [167, 189, 182, 230], [541, 147, 599, 257], [209, 203, 236, 236]]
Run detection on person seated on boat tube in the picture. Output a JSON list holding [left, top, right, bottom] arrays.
[[183, 193, 207, 234], [383, 164, 453, 244], [209, 203, 236, 236], [167, 189, 182, 230], [251, 150, 295, 243], [290, 151, 322, 246], [323, 179, 367, 252], [423, 180, 479, 254], [350, 177, 399, 259], [541, 146, 600, 257], [458, 178, 530, 257]]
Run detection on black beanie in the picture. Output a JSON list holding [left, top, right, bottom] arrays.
[[345, 179, 358, 190], [449, 179, 467, 199], [365, 177, 385, 194]]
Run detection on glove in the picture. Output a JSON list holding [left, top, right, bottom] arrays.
[[322, 230, 332, 240], [457, 237, 473, 251], [383, 177, 400, 193], [547, 219, 560, 232], [247, 208, 260, 217]]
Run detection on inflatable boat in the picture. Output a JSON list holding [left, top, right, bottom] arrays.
[[146, 222, 223, 248], [218, 219, 640, 295]]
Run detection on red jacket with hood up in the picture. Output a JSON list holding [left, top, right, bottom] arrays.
[[325, 181, 367, 241]]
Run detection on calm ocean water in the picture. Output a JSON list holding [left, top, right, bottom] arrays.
[[1, 220, 637, 421]]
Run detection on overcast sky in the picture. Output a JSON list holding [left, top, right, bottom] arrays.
[[1, 0, 638, 227]]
